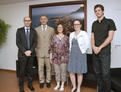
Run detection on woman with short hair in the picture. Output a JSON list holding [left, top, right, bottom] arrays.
[[49, 23, 69, 91]]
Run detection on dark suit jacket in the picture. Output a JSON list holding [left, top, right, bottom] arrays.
[[16, 27, 37, 58]]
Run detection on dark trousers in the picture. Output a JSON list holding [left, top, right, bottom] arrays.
[[18, 56, 34, 89], [92, 54, 111, 92]]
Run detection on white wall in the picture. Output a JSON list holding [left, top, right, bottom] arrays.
[[0, 3, 27, 70], [0, 0, 121, 70]]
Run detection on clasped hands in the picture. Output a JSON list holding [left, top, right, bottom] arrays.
[[93, 46, 102, 54], [24, 50, 32, 57]]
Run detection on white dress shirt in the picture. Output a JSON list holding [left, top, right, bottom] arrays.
[[24, 26, 30, 35], [41, 25, 47, 31]]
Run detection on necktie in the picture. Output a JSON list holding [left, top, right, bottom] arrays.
[[43, 26, 46, 31], [26, 29, 30, 49]]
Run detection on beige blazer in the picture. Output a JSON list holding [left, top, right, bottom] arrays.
[[35, 25, 55, 57]]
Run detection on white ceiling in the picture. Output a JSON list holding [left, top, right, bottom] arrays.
[[0, 0, 35, 5]]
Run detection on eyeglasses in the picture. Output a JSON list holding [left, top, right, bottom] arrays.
[[74, 24, 81, 26], [24, 20, 31, 22], [58, 27, 63, 28]]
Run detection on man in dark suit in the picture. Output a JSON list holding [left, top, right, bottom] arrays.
[[16, 16, 37, 92]]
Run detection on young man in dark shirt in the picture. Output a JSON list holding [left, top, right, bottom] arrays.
[[91, 4, 116, 92]]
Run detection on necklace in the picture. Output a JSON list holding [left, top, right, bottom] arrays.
[[57, 34, 64, 40]]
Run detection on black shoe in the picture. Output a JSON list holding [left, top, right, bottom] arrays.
[[20, 89, 24, 92], [40, 83, 44, 88], [28, 84, 35, 91], [46, 83, 51, 88]]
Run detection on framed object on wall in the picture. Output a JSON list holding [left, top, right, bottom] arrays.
[[29, 0, 87, 35]]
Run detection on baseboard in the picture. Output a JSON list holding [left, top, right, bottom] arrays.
[[0, 68, 16, 72]]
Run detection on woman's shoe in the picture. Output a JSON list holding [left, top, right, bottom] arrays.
[[76, 88, 80, 92], [70, 88, 76, 92], [60, 86, 64, 91], [54, 85, 60, 91]]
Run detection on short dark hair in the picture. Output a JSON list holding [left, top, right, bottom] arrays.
[[94, 4, 104, 11], [40, 15, 48, 19], [73, 19, 81, 25]]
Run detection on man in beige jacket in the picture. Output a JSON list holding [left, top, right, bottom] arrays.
[[35, 15, 55, 88]]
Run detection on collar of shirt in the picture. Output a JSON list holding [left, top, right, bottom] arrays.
[[24, 26, 30, 34], [74, 30, 82, 39], [97, 17, 106, 23], [41, 25, 47, 31]]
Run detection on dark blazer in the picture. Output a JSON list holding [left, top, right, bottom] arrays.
[[16, 27, 37, 58]]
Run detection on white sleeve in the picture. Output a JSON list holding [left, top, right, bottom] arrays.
[[85, 32, 90, 50], [69, 33, 72, 51]]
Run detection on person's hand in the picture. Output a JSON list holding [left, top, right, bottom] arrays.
[[25, 51, 28, 56], [25, 50, 31, 56], [93, 46, 102, 54], [49, 57, 53, 64], [50, 59, 53, 64], [49, 53, 53, 64], [25, 51, 30, 56], [92, 46, 99, 54], [96, 46, 102, 54], [27, 50, 32, 56]]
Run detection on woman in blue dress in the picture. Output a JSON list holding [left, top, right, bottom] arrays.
[[68, 19, 89, 92]]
